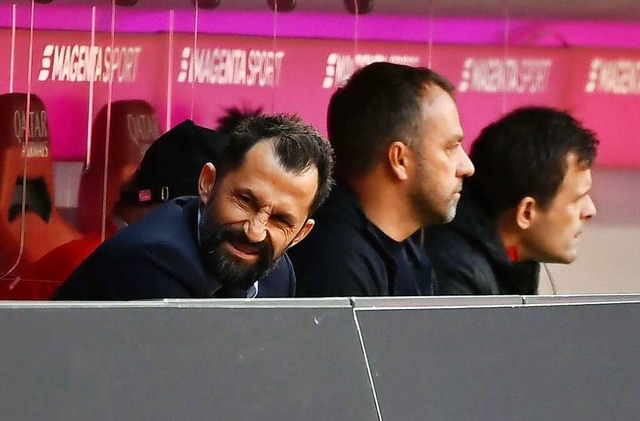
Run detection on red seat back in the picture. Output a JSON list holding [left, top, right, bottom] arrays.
[[76, 100, 160, 234], [0, 93, 81, 283]]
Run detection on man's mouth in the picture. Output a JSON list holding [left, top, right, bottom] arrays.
[[225, 240, 261, 260]]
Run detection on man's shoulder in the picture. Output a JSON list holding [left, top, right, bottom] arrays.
[[56, 228, 203, 300], [424, 224, 499, 295], [291, 213, 379, 263], [110, 197, 198, 250], [290, 184, 386, 270], [129, 196, 197, 234], [424, 223, 478, 257], [289, 210, 388, 295], [303, 188, 373, 250], [77, 202, 199, 281]]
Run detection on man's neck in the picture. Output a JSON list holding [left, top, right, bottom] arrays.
[[497, 214, 527, 262], [346, 174, 419, 242]]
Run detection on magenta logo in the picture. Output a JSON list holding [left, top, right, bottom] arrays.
[[177, 47, 191, 83], [322, 53, 419, 90], [458, 57, 552, 94], [177, 46, 285, 86], [38, 44, 142, 83], [585, 58, 640, 95]]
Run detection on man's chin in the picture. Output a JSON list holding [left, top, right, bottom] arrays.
[[436, 204, 457, 225]]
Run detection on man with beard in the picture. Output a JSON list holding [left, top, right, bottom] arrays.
[[424, 107, 598, 295], [31, 120, 229, 298], [53, 114, 334, 300], [289, 62, 475, 297]]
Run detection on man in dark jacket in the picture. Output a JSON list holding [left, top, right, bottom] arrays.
[[54, 114, 334, 300], [290, 62, 475, 297], [29, 119, 229, 296], [425, 107, 599, 295]]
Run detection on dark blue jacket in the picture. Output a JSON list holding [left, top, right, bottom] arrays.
[[289, 182, 434, 297], [424, 192, 539, 295], [53, 196, 295, 300]]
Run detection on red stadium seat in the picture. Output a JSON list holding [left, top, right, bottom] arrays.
[[0, 93, 81, 298], [76, 100, 160, 234]]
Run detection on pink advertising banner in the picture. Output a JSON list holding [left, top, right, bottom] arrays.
[[164, 34, 427, 137], [3, 29, 166, 161], [564, 49, 640, 168], [431, 45, 572, 150], [0, 28, 638, 168]]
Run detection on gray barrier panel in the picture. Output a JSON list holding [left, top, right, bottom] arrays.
[[351, 295, 524, 308], [0, 300, 377, 421], [524, 294, 640, 305], [355, 301, 640, 421]]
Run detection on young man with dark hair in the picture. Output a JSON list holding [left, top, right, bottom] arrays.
[[54, 114, 334, 300], [424, 106, 599, 295], [290, 62, 475, 297]]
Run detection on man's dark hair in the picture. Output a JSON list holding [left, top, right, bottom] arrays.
[[216, 105, 264, 135], [327, 62, 454, 180], [467, 106, 599, 217], [216, 114, 334, 215]]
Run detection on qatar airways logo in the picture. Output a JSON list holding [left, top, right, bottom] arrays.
[[585, 59, 640, 95], [14, 110, 49, 158], [126, 113, 160, 152], [458, 58, 552, 94], [177, 47, 285, 87], [38, 44, 142, 83], [322, 53, 420, 89]]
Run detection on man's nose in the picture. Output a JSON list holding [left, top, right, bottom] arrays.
[[457, 148, 475, 178], [243, 212, 268, 243], [582, 195, 597, 220]]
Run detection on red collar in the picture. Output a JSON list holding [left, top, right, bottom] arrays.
[[506, 246, 519, 262]]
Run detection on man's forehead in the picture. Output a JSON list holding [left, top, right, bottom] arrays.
[[421, 83, 454, 105], [565, 152, 593, 176], [243, 139, 275, 160], [227, 143, 317, 205], [420, 88, 463, 138], [557, 153, 593, 196]]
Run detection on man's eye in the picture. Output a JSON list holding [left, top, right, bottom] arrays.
[[273, 215, 292, 227], [238, 195, 251, 204]]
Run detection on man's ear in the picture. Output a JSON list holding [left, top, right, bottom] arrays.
[[198, 163, 217, 205], [515, 196, 537, 230], [388, 141, 411, 181], [289, 219, 316, 248]]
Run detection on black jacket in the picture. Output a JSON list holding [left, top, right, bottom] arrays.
[[53, 197, 295, 300], [424, 193, 539, 295], [289, 182, 434, 297]]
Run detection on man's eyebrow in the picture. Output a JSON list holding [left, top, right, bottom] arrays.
[[578, 187, 592, 198], [235, 187, 255, 199], [447, 134, 463, 145], [234, 188, 260, 206], [235, 189, 296, 223], [571, 180, 592, 199], [273, 211, 296, 225]]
